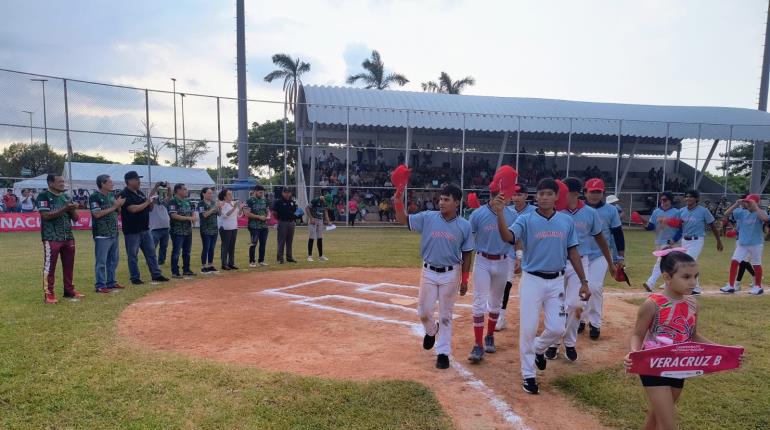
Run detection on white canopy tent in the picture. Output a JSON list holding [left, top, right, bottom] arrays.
[[61, 162, 215, 192], [12, 174, 49, 195]]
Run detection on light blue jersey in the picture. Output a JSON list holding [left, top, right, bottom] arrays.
[[470, 205, 515, 255], [679, 205, 715, 238], [649, 207, 681, 245], [593, 202, 621, 247], [510, 210, 579, 273], [505, 203, 536, 258], [561, 204, 603, 259], [733, 208, 764, 246], [409, 211, 474, 267]]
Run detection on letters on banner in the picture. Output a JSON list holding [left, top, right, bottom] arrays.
[[628, 342, 744, 378]]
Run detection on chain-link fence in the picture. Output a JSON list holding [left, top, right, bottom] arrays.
[[3, 67, 770, 224]]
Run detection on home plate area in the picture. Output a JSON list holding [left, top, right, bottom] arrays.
[[261, 277, 528, 429]]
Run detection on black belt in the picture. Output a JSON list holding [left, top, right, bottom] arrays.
[[527, 270, 565, 280], [683, 236, 700, 241], [478, 252, 507, 260], [424, 263, 454, 273]]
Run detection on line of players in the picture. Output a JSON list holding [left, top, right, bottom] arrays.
[[395, 174, 624, 395]]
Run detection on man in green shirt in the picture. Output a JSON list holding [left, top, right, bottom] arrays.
[[168, 183, 197, 278], [306, 188, 331, 262], [36, 174, 83, 304], [90, 174, 126, 293], [244, 185, 270, 267]]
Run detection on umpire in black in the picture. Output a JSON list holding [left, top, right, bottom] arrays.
[[273, 187, 298, 264]]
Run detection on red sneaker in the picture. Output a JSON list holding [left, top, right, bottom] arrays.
[[96, 287, 112, 294], [44, 293, 58, 304], [65, 291, 86, 299], [112, 283, 126, 289]]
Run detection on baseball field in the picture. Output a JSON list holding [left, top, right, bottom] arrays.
[[1, 227, 768, 429]]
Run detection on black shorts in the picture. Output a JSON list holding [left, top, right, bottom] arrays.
[[640, 375, 685, 389]]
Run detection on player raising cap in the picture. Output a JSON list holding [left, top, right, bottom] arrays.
[[721, 194, 767, 295], [395, 179, 474, 370], [491, 178, 589, 395]]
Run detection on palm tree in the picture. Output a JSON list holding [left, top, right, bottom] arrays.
[[421, 72, 475, 95], [263, 54, 311, 115], [346, 50, 409, 90]]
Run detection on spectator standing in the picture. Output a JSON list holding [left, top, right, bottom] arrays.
[[90, 174, 126, 293], [168, 183, 197, 278], [197, 187, 219, 273], [20, 189, 35, 212], [217, 188, 241, 270], [4, 189, 18, 212], [119, 171, 169, 285], [348, 196, 359, 226], [245, 185, 270, 267], [149, 186, 171, 265], [306, 189, 330, 262], [37, 174, 83, 303], [379, 199, 390, 221], [273, 187, 298, 264]]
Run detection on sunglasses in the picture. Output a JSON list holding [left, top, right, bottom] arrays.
[[659, 198, 669, 202]]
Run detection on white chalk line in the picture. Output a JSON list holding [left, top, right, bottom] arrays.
[[261, 277, 529, 429]]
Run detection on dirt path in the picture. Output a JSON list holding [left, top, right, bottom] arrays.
[[119, 267, 643, 430]]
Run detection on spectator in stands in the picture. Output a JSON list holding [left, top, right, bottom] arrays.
[[3, 189, 18, 213], [197, 186, 219, 273], [549, 163, 559, 179], [397, 152, 405, 165], [120, 171, 169, 285], [149, 185, 171, 265], [411, 150, 420, 168], [273, 187, 298, 264], [537, 148, 546, 171], [217, 188, 241, 271], [423, 144, 433, 166], [356, 145, 364, 165], [379, 199, 391, 222], [168, 183, 197, 278], [347, 195, 359, 226], [90, 174, 125, 294], [367, 141, 376, 165], [74, 189, 89, 209], [20, 189, 35, 212], [376, 152, 385, 170]]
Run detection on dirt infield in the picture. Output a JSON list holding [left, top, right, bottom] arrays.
[[119, 268, 640, 430]]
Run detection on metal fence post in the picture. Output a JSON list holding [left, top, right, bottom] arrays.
[[283, 104, 288, 187], [724, 125, 733, 195], [145, 89, 152, 185], [615, 120, 622, 193], [63, 78, 73, 193], [216, 96, 222, 187], [461, 114, 466, 216], [345, 107, 350, 225], [661, 123, 670, 192], [515, 116, 521, 171], [566, 118, 573, 176], [694, 124, 701, 186]]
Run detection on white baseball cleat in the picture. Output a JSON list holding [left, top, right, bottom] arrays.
[[691, 286, 703, 295], [720, 284, 736, 294], [259, 262, 269, 266], [749, 286, 764, 295], [307, 256, 314, 262], [318, 256, 329, 261], [249, 262, 257, 268], [495, 312, 507, 331], [735, 281, 741, 291]]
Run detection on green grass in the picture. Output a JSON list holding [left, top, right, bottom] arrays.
[[2, 226, 768, 429]]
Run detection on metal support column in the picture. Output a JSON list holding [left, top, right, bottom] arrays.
[[63, 79, 73, 193], [565, 118, 573, 176], [461, 114, 466, 216], [145, 89, 152, 184], [345, 107, 350, 225], [693, 124, 701, 186], [614, 120, 622, 193], [661, 123, 670, 192], [216, 97, 222, 187], [515, 116, 521, 171]]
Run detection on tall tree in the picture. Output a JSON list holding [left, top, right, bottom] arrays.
[[263, 54, 311, 115], [346, 50, 409, 90], [166, 140, 211, 168], [71, 152, 116, 164], [131, 151, 159, 166], [722, 142, 770, 193], [131, 120, 168, 165], [227, 120, 296, 179], [0, 142, 64, 178], [421, 72, 475, 94]]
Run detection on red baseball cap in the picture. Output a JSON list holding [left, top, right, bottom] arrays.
[[746, 194, 760, 203], [585, 178, 605, 192]]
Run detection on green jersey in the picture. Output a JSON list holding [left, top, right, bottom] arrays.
[[168, 196, 193, 235], [35, 190, 74, 241], [309, 197, 326, 220], [89, 191, 118, 237], [246, 196, 268, 229], [197, 200, 219, 235]]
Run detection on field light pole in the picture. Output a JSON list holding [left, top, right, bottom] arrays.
[[180, 93, 186, 166], [21, 110, 33, 144], [171, 78, 178, 166]]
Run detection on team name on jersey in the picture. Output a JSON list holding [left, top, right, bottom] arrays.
[[431, 231, 457, 240], [535, 230, 566, 239]]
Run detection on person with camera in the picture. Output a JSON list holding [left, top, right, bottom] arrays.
[[149, 182, 171, 265], [168, 183, 197, 278], [119, 171, 170, 285]]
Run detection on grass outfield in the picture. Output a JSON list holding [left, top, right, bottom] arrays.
[[0, 226, 768, 428]]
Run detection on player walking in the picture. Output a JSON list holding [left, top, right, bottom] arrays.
[[582, 178, 625, 339], [492, 178, 590, 394], [546, 177, 613, 361], [721, 194, 767, 295], [395, 183, 474, 370], [641, 191, 681, 292], [677, 189, 723, 294], [466, 184, 515, 363]]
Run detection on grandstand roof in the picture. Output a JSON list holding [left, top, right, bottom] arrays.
[[297, 85, 770, 141]]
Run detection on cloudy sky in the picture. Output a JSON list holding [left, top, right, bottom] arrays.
[[1, 0, 768, 167]]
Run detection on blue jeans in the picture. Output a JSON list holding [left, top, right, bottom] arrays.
[[171, 233, 192, 275], [151, 228, 170, 265], [249, 227, 269, 263], [124, 229, 162, 281], [200, 232, 217, 266], [94, 235, 120, 290]]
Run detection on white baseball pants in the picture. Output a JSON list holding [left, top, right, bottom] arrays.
[[472, 255, 509, 317], [732, 244, 764, 265], [519, 271, 566, 379], [682, 237, 705, 288], [584, 256, 609, 329], [560, 256, 589, 348], [418, 265, 460, 356], [645, 244, 669, 289]]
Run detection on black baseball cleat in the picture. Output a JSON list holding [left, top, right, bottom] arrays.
[[131, 279, 144, 285], [468, 345, 485, 363], [577, 321, 586, 334], [152, 275, 170, 282], [172, 273, 183, 279], [535, 353, 547, 371], [423, 323, 438, 350], [183, 271, 197, 276], [544, 346, 558, 360], [522, 378, 539, 395], [484, 335, 496, 353], [589, 324, 601, 340], [436, 354, 450, 369], [565, 346, 578, 362]]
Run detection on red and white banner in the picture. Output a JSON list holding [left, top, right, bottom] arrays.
[[628, 342, 744, 378]]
